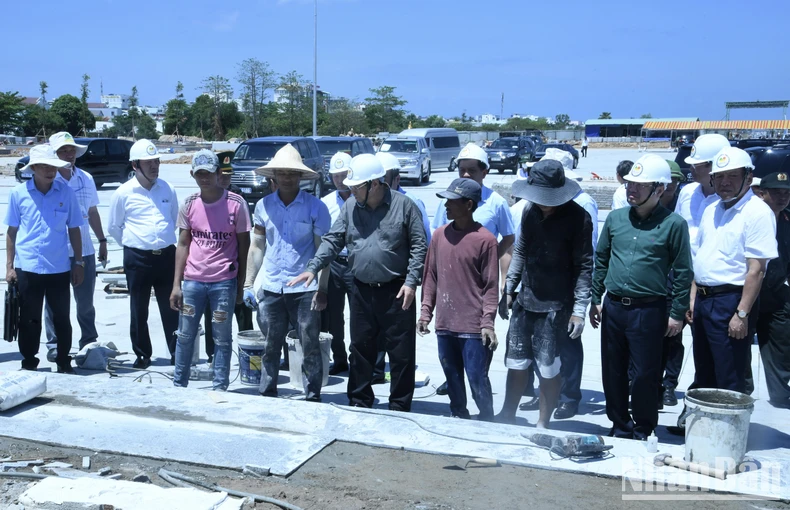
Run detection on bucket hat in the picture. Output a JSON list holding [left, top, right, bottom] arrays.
[[511, 159, 580, 206], [21, 145, 71, 172], [254, 144, 318, 179], [49, 132, 87, 158]]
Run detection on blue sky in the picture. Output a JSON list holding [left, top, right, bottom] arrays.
[[5, 0, 789, 121]]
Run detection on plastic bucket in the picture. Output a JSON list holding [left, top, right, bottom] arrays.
[[237, 330, 266, 386], [286, 330, 332, 392], [684, 388, 754, 473]]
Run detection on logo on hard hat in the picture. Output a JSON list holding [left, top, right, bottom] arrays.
[[631, 163, 644, 177], [347, 168, 354, 180], [690, 145, 697, 158], [223, 156, 230, 164], [716, 153, 730, 168], [779, 173, 788, 181], [334, 159, 344, 169], [460, 147, 470, 157], [146, 144, 156, 156]]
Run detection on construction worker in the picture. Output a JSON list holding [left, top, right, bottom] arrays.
[[108, 139, 179, 368], [590, 154, 692, 440], [433, 143, 515, 396], [611, 160, 632, 210], [419, 178, 499, 421], [291, 154, 427, 411], [320, 152, 354, 375], [756, 171, 790, 409], [245, 144, 331, 402], [5, 145, 84, 373], [170, 150, 251, 390], [689, 147, 776, 394], [498, 160, 593, 428], [43, 132, 108, 362]]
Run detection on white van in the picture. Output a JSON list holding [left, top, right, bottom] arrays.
[[397, 128, 461, 171]]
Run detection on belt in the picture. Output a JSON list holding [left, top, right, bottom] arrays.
[[128, 246, 172, 255], [608, 293, 663, 306], [354, 277, 405, 288], [696, 284, 743, 297]]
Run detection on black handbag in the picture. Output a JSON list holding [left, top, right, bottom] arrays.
[[4, 282, 19, 342]]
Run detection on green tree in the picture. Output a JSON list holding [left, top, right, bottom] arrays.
[[364, 86, 407, 133], [640, 113, 653, 119], [236, 58, 277, 138], [598, 112, 612, 119], [20, 104, 64, 137], [201, 75, 233, 140], [554, 113, 571, 128], [135, 112, 159, 139], [276, 71, 312, 136], [50, 94, 91, 135], [127, 86, 140, 139], [39, 81, 48, 105], [0, 91, 26, 133], [186, 94, 215, 139], [163, 82, 190, 136], [80, 74, 90, 103], [321, 98, 367, 136], [424, 115, 446, 128]]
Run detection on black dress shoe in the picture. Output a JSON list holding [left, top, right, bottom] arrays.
[[328, 362, 348, 375], [663, 387, 678, 406], [56, 364, 76, 374], [553, 402, 578, 419], [518, 396, 540, 411], [436, 381, 448, 395], [133, 357, 151, 369]]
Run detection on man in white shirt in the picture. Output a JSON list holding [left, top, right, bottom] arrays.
[[108, 139, 179, 369], [690, 147, 777, 394], [610, 160, 632, 210], [43, 132, 109, 362]]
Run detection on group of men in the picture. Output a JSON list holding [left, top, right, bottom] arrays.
[[6, 133, 788, 438]]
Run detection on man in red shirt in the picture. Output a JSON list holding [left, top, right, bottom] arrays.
[[418, 178, 499, 421]]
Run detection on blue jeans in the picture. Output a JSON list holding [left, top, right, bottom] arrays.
[[45, 254, 97, 351], [257, 290, 322, 400], [437, 332, 494, 421], [173, 278, 236, 391]]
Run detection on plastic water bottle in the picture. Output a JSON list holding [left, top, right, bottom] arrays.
[[646, 431, 658, 453], [189, 363, 213, 381]]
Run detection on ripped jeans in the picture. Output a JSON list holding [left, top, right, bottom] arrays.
[[173, 278, 236, 391]]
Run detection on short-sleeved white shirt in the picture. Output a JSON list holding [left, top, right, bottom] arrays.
[[611, 184, 628, 210], [674, 182, 719, 259], [694, 190, 778, 286], [56, 167, 100, 257]]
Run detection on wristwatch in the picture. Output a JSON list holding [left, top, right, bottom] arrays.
[[737, 309, 749, 319], [74, 260, 85, 267]]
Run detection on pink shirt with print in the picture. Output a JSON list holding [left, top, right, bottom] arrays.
[[177, 190, 251, 283]]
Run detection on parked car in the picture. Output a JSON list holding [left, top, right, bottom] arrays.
[[748, 144, 790, 178], [485, 137, 535, 174], [675, 143, 693, 181], [378, 136, 431, 184], [15, 138, 135, 187], [532, 143, 579, 167], [230, 136, 327, 209], [397, 128, 460, 171], [671, 134, 695, 148], [312, 136, 376, 175]]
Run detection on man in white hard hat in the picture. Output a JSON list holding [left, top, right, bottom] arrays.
[[291, 154, 427, 411], [590, 154, 692, 440], [5, 145, 84, 373], [108, 139, 179, 369], [688, 147, 777, 395], [244, 144, 331, 402], [43, 132, 109, 363], [320, 152, 354, 375], [432, 143, 515, 397]]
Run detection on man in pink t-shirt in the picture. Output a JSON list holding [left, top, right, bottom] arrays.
[[170, 150, 251, 391]]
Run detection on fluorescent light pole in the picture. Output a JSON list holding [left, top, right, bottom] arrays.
[[312, 0, 318, 136]]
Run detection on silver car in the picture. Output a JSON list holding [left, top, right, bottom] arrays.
[[378, 136, 431, 185]]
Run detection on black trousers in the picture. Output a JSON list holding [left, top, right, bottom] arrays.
[[123, 246, 178, 360], [17, 270, 71, 369], [204, 302, 254, 356], [321, 258, 353, 364], [348, 278, 416, 411], [661, 332, 684, 390], [757, 303, 790, 405], [601, 296, 666, 440]]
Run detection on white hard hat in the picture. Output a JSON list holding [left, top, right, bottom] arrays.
[[375, 151, 401, 172], [623, 154, 672, 184], [541, 148, 574, 173], [752, 177, 762, 187], [329, 152, 352, 174], [456, 143, 489, 170], [709, 146, 754, 174], [129, 139, 159, 161], [684, 134, 730, 165], [343, 153, 386, 187]]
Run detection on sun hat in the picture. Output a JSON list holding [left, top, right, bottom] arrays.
[[437, 178, 482, 203], [192, 149, 219, 173], [21, 145, 71, 172], [254, 144, 318, 179], [216, 151, 234, 174], [510, 159, 580, 207], [330, 152, 353, 174], [456, 143, 489, 170], [49, 132, 87, 158], [685, 134, 730, 165]]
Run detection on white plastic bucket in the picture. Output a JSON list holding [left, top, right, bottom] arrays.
[[286, 330, 332, 392], [237, 330, 266, 386], [684, 388, 754, 473]]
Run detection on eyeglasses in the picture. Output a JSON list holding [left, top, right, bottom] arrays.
[[349, 182, 368, 192], [625, 182, 654, 191]]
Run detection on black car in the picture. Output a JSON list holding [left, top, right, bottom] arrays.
[[230, 136, 327, 209], [312, 136, 375, 174], [532, 143, 579, 167], [15, 138, 135, 188], [675, 143, 694, 181], [671, 134, 695, 148], [748, 144, 790, 178], [485, 137, 535, 174]]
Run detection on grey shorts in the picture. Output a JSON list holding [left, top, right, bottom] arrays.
[[504, 300, 570, 378]]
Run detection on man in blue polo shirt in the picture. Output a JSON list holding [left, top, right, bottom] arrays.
[[5, 145, 84, 373]]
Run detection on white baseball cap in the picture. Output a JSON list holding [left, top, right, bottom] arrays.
[[684, 134, 730, 165], [21, 145, 71, 172], [191, 149, 219, 173], [49, 132, 87, 158]]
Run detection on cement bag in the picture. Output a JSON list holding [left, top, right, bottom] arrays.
[[74, 341, 121, 370], [0, 371, 47, 411]]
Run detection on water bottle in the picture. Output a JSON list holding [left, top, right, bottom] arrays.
[[646, 431, 658, 453]]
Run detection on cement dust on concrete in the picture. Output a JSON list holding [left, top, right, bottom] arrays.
[[1, 438, 787, 510]]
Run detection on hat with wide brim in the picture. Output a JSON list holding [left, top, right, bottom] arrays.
[[511, 159, 580, 206], [49, 132, 87, 158], [21, 144, 71, 172], [254, 143, 318, 179]]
